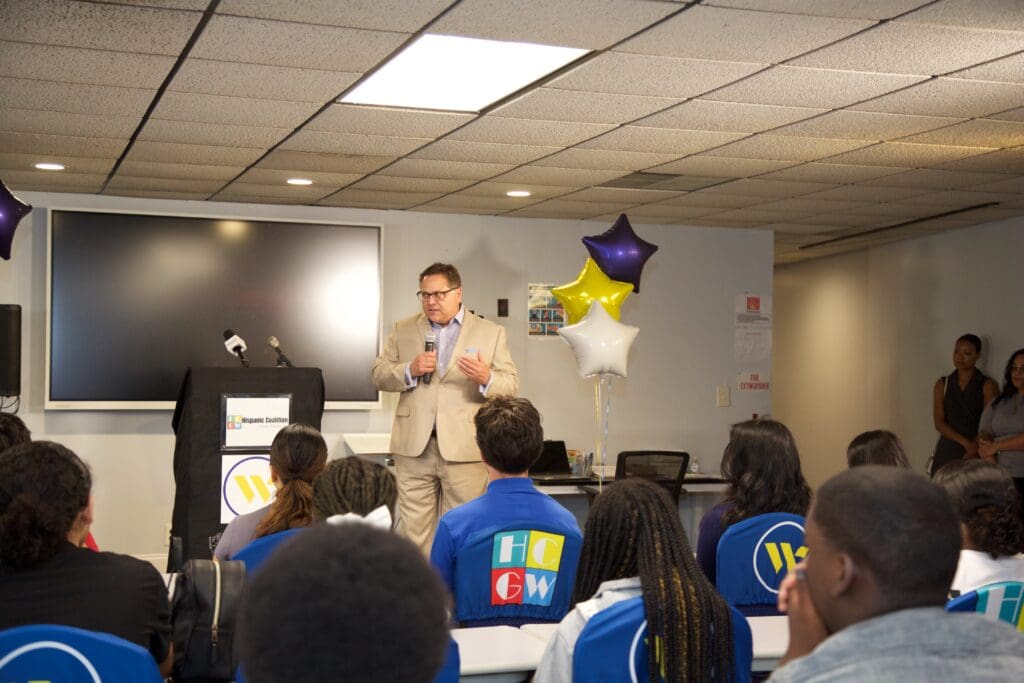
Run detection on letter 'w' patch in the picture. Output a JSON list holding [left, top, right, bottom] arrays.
[[490, 531, 565, 606]]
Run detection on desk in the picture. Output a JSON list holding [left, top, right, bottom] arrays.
[[452, 625, 549, 682]]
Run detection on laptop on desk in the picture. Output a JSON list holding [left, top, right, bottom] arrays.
[[530, 440, 602, 485]]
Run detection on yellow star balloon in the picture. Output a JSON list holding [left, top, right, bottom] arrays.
[[552, 258, 634, 324]]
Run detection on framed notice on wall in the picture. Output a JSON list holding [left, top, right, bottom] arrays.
[[221, 394, 292, 449]]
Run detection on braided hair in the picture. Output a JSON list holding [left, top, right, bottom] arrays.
[[572, 479, 735, 682], [312, 456, 397, 522], [253, 424, 328, 539], [0, 441, 91, 572]]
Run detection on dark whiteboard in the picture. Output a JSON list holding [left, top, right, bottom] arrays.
[[48, 210, 380, 408]]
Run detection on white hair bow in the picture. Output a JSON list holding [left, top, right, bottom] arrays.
[[326, 505, 393, 530]]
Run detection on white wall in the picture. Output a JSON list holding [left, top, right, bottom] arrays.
[[774, 217, 1024, 488], [0, 191, 773, 555]]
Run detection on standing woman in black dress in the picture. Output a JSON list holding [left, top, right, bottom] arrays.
[[931, 333, 998, 475]]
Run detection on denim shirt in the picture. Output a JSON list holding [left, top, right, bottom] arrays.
[[769, 607, 1024, 682]]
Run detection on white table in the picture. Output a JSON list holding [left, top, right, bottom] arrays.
[[452, 625, 549, 682]]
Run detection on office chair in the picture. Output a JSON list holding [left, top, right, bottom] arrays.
[[946, 581, 1024, 631], [616, 450, 690, 504], [716, 512, 806, 617], [0, 624, 163, 683]]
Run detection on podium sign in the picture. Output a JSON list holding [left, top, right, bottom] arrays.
[[222, 394, 291, 449]]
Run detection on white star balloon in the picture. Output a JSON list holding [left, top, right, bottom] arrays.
[[557, 300, 639, 378]]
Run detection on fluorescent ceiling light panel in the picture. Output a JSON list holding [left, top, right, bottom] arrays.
[[341, 34, 588, 112]]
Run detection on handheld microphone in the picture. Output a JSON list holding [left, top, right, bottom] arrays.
[[267, 336, 294, 368], [422, 331, 436, 384], [223, 329, 250, 367]]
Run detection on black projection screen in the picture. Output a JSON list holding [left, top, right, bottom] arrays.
[[47, 209, 381, 409]]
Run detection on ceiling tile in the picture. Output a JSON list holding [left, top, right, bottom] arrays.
[[754, 197, 870, 213], [791, 22, 1024, 75], [125, 140, 264, 166], [800, 184, 931, 202], [280, 130, 428, 156], [493, 88, 679, 125], [0, 170, 107, 192], [0, 108, 138, 138], [759, 162, 909, 183], [532, 148, 683, 171], [419, 194, 544, 213], [549, 53, 762, 98], [637, 100, 824, 133], [319, 189, 442, 209], [138, 119, 288, 148], [457, 182, 575, 199], [1, 0, 201, 54], [427, 0, 680, 49], [307, 105, 473, 138], [950, 52, 1024, 84], [409, 140, 560, 165], [773, 110, 962, 141], [168, 59, 359, 102], [579, 127, 745, 155], [151, 92, 322, 128], [349, 176, 476, 193], [105, 175, 223, 193], [704, 66, 925, 109], [258, 149, 393, 175], [618, 5, 873, 63], [213, 182, 332, 202], [853, 78, 1024, 118], [0, 131, 125, 158], [896, 189, 1011, 207], [445, 116, 614, 147], [934, 147, 1024, 173], [969, 176, 1024, 194], [620, 203, 723, 219], [648, 155, 799, 177], [703, 134, 872, 161], [216, 0, 452, 32], [900, 0, 1024, 31], [379, 158, 513, 180], [235, 168, 363, 187], [792, 212, 886, 227], [708, 207, 814, 225], [102, 188, 211, 200], [492, 166, 626, 187], [698, 178, 838, 197], [860, 168, 1016, 189], [704, 0, 930, 20], [0, 152, 116, 175], [557, 187, 683, 204], [897, 119, 1024, 148], [0, 77, 154, 117], [823, 141, 994, 167], [117, 160, 243, 180], [191, 15, 407, 71], [0, 41, 175, 88], [657, 192, 763, 209], [505, 198, 622, 218]]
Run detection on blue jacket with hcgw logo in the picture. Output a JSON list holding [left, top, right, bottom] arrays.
[[430, 478, 582, 626]]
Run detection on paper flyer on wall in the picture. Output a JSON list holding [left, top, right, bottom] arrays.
[[735, 294, 772, 362]]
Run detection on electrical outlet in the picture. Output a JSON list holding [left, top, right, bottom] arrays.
[[716, 385, 731, 407], [164, 522, 172, 546]]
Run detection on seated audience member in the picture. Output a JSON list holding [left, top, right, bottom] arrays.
[[312, 455, 397, 527], [534, 478, 739, 683], [429, 396, 582, 609], [0, 441, 172, 675], [770, 466, 1024, 682], [214, 423, 327, 560], [697, 419, 811, 582], [933, 459, 1024, 594], [846, 430, 910, 468], [0, 412, 31, 452], [239, 524, 449, 683]]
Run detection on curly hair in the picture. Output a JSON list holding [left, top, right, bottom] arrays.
[[0, 441, 91, 572], [0, 413, 31, 453], [312, 456, 397, 522], [847, 430, 909, 469], [933, 459, 1024, 558], [253, 424, 328, 539], [475, 396, 544, 473], [572, 479, 735, 683], [721, 419, 811, 527]]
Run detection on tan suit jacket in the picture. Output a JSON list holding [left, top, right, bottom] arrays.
[[372, 311, 518, 462]]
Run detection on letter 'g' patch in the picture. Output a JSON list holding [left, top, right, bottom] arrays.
[[490, 530, 565, 606]]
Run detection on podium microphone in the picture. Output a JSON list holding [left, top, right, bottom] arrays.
[[223, 329, 250, 367], [422, 331, 436, 384], [267, 336, 294, 368]]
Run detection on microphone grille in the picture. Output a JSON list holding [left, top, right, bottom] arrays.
[[268, 336, 279, 349], [424, 331, 437, 342], [223, 329, 235, 340]]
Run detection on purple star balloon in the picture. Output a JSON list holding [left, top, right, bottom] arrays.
[[581, 214, 658, 292], [0, 179, 32, 261]]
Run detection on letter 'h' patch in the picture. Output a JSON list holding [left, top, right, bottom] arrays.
[[490, 530, 565, 606]]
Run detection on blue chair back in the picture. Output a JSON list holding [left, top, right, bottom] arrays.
[[232, 527, 305, 575], [716, 513, 806, 614], [0, 624, 163, 683], [433, 637, 460, 683], [946, 580, 1024, 631], [572, 595, 752, 682], [452, 522, 582, 627]]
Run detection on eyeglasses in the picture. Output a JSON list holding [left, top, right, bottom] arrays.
[[416, 287, 458, 302]]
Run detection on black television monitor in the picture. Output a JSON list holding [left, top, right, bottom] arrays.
[[46, 209, 381, 409]]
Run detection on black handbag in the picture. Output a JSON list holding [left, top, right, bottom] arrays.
[[170, 559, 246, 682]]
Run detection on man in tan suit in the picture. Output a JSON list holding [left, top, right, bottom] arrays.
[[372, 263, 518, 552]]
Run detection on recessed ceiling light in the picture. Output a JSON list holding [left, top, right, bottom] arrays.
[[506, 190, 532, 197], [287, 178, 313, 186], [35, 162, 65, 171], [340, 34, 588, 112]]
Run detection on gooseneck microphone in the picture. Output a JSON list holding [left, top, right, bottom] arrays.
[[223, 329, 250, 367], [422, 331, 436, 384], [267, 336, 294, 368]]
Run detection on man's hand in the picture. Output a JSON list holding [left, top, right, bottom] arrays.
[[778, 563, 828, 666], [410, 351, 437, 378], [457, 350, 491, 385]]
